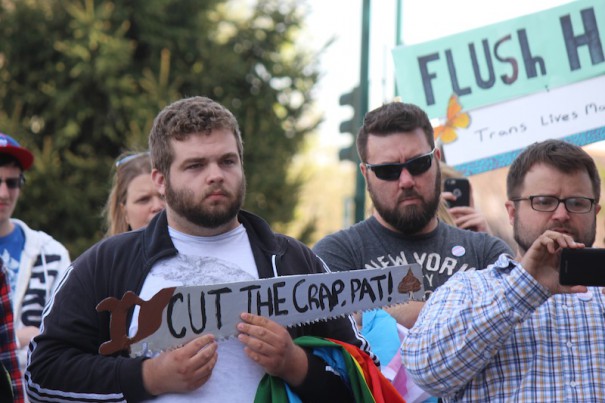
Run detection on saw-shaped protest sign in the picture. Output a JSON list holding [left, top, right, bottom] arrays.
[[96, 264, 424, 357]]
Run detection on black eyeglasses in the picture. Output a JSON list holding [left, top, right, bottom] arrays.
[[365, 149, 435, 181], [0, 175, 24, 189], [510, 195, 595, 214]]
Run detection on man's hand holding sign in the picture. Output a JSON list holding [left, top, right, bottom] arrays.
[[237, 312, 309, 388], [97, 265, 424, 357], [93, 265, 422, 397]]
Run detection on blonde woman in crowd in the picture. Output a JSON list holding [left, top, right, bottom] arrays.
[[103, 152, 164, 236]]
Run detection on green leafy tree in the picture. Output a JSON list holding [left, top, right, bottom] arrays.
[[0, 0, 320, 256]]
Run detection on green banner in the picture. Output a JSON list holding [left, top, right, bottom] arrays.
[[392, 0, 605, 119]]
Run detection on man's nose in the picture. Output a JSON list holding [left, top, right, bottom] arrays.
[[398, 168, 415, 188], [206, 163, 225, 183], [551, 201, 570, 220], [0, 180, 11, 196]]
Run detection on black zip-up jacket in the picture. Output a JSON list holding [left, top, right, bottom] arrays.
[[26, 210, 374, 402]]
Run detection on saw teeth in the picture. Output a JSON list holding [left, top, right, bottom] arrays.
[[126, 263, 423, 355]]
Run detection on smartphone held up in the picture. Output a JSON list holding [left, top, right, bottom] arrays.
[[444, 178, 470, 208], [559, 248, 605, 287]]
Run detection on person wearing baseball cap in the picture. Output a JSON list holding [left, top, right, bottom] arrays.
[[0, 132, 70, 379], [0, 134, 34, 172]]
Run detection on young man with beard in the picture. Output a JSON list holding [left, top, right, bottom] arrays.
[[26, 96, 374, 402], [313, 102, 512, 328], [402, 139, 605, 401]]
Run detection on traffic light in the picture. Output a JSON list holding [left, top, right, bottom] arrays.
[[338, 142, 358, 162], [339, 86, 361, 162]]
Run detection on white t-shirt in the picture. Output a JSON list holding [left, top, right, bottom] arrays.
[[129, 224, 265, 402]]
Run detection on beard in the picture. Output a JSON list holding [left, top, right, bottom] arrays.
[[513, 210, 597, 254], [165, 176, 246, 229], [369, 169, 441, 234]]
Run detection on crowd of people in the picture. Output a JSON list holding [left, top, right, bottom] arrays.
[[0, 94, 601, 402]]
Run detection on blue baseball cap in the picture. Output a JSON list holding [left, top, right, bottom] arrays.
[[0, 133, 34, 171]]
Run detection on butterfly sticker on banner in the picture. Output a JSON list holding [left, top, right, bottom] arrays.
[[433, 94, 471, 144]]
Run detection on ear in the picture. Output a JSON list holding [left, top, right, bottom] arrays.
[[360, 162, 369, 183], [595, 203, 601, 215], [151, 169, 166, 197], [434, 147, 442, 161], [505, 200, 516, 226]]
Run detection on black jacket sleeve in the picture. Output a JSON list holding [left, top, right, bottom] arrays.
[[290, 350, 354, 402], [25, 255, 153, 402]]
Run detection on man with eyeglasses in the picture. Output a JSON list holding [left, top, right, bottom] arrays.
[[0, 133, 70, 375], [402, 139, 605, 401], [313, 102, 511, 329]]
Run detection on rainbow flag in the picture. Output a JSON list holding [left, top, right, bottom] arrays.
[[254, 336, 405, 403]]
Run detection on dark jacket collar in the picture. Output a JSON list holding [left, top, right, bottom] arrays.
[[141, 209, 287, 277]]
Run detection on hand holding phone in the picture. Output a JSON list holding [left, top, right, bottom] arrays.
[[443, 178, 470, 207], [559, 248, 605, 287]]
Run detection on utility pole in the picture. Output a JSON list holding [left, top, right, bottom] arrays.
[[395, 0, 403, 97], [355, 0, 371, 222]]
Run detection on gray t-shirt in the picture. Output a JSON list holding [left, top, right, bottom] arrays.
[[313, 217, 513, 300]]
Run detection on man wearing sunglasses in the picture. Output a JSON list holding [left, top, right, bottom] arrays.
[[0, 133, 70, 374], [313, 102, 512, 329], [402, 139, 605, 401]]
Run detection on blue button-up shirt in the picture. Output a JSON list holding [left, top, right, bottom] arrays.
[[401, 254, 605, 401]]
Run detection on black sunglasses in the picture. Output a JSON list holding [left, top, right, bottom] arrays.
[[0, 175, 24, 189], [365, 149, 435, 181]]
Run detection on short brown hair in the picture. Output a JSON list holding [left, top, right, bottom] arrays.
[[356, 102, 434, 162], [149, 96, 243, 175], [507, 139, 601, 202]]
